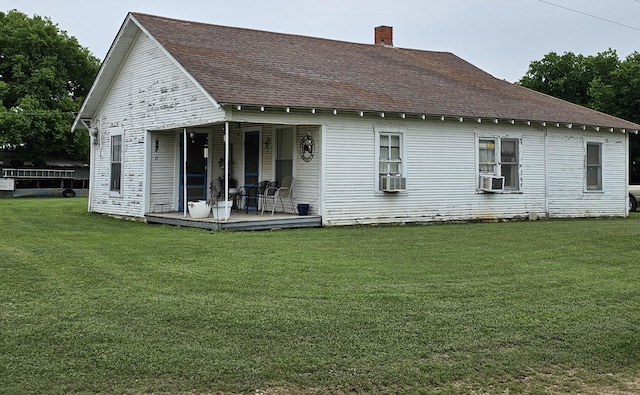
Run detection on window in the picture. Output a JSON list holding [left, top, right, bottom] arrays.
[[377, 132, 405, 191], [501, 139, 519, 189], [379, 133, 402, 175], [586, 142, 602, 191], [110, 133, 122, 193], [275, 127, 293, 182], [478, 137, 519, 190], [478, 139, 496, 173]]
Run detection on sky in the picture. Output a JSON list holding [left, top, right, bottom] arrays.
[[3, 0, 640, 83]]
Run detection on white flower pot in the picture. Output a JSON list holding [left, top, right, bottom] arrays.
[[187, 200, 211, 218], [212, 200, 233, 220]]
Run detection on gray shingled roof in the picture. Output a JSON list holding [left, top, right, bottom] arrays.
[[131, 12, 639, 131]]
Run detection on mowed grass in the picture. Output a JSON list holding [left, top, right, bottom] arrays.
[[1, 198, 640, 394]]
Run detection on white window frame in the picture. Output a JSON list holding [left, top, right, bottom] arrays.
[[274, 126, 295, 183], [585, 141, 603, 192], [109, 128, 124, 197], [478, 138, 497, 175], [477, 136, 521, 191], [375, 129, 406, 192], [500, 138, 520, 190]]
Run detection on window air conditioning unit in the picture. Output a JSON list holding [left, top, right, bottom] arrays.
[[480, 174, 505, 193], [380, 175, 406, 192]]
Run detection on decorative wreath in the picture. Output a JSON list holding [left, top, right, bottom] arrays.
[[300, 134, 315, 162]]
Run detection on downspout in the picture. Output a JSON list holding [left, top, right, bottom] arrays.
[[626, 131, 630, 215], [89, 136, 94, 213], [183, 128, 188, 218], [82, 117, 100, 213], [80, 119, 93, 212], [544, 126, 550, 217], [320, 124, 327, 224], [224, 121, 229, 221]]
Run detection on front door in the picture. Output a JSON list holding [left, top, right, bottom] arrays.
[[243, 131, 260, 210], [178, 133, 208, 210]]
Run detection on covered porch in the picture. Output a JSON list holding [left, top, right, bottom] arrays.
[[146, 120, 321, 227]]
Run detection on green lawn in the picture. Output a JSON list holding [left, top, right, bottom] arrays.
[[1, 198, 639, 394]]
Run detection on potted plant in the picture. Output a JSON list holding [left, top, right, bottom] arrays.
[[209, 181, 233, 221], [187, 200, 211, 218]]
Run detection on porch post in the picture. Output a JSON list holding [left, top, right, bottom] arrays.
[[224, 121, 229, 220], [183, 128, 188, 218]]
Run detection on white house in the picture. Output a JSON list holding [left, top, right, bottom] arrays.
[[72, 13, 640, 228]]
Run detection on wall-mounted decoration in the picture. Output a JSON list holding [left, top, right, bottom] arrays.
[[300, 134, 315, 162]]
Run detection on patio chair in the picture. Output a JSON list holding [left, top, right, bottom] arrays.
[[240, 180, 269, 214], [261, 175, 295, 215], [259, 181, 279, 212]]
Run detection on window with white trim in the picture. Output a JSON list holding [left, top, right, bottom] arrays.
[[275, 127, 294, 183], [500, 139, 519, 189], [478, 137, 520, 190], [585, 142, 602, 191], [110, 133, 122, 193], [478, 139, 497, 173], [379, 133, 402, 175], [376, 131, 406, 192]]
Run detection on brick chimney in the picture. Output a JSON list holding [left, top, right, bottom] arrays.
[[374, 26, 393, 46]]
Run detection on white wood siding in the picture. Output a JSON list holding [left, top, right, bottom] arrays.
[[230, 108, 628, 226], [547, 130, 627, 217], [294, 126, 321, 215], [89, 32, 224, 217], [149, 131, 176, 212], [320, 117, 625, 226], [258, 124, 274, 183]]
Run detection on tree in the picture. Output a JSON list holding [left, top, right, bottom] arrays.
[[588, 52, 640, 124], [519, 49, 640, 183], [0, 10, 100, 163]]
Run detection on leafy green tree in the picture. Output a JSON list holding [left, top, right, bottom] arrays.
[[589, 52, 640, 124], [0, 10, 99, 163], [519, 50, 620, 107], [519, 49, 640, 183]]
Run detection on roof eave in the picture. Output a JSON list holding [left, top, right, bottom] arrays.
[[72, 13, 223, 131], [223, 103, 640, 135], [72, 13, 141, 131]]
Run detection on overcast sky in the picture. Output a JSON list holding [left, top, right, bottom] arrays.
[[3, 0, 640, 82]]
